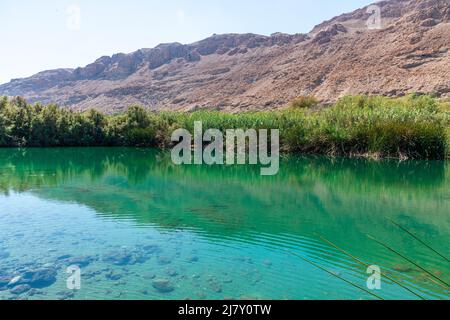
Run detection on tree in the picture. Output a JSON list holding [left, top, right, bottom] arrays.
[[126, 105, 150, 129], [0, 96, 7, 110], [30, 104, 60, 146], [2, 102, 33, 146], [83, 109, 107, 145]]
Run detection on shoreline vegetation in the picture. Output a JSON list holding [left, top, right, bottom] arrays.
[[0, 94, 448, 160]]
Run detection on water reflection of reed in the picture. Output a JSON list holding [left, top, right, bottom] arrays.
[[0, 147, 448, 299], [0, 147, 447, 190], [0, 147, 448, 242]]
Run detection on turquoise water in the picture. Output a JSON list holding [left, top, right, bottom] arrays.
[[0, 148, 448, 300]]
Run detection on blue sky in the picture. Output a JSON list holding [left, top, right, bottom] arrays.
[[0, 0, 374, 84]]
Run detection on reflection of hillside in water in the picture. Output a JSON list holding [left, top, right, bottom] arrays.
[[0, 148, 448, 257]]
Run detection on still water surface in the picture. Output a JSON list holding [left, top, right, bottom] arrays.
[[0, 148, 448, 300]]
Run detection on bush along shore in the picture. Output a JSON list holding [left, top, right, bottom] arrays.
[[0, 95, 448, 159]]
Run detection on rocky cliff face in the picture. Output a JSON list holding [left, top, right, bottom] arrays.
[[0, 0, 449, 112]]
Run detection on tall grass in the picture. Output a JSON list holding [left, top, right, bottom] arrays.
[[0, 94, 448, 159], [162, 95, 448, 159]]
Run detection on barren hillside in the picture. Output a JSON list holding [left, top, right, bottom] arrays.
[[0, 0, 449, 112]]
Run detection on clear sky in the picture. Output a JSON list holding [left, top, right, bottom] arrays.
[[0, 0, 374, 84]]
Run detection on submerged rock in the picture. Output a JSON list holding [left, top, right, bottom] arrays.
[[57, 291, 75, 300], [7, 275, 22, 287], [57, 254, 72, 261], [152, 279, 175, 293], [83, 269, 103, 280], [26, 288, 42, 297], [10, 284, 31, 295], [102, 250, 147, 266], [143, 273, 156, 280], [207, 276, 223, 293], [157, 256, 172, 265], [132, 253, 149, 264], [66, 255, 96, 267], [141, 244, 161, 254], [188, 255, 199, 263], [165, 268, 178, 277], [105, 271, 123, 281], [20, 268, 57, 288], [0, 276, 11, 287], [103, 251, 133, 266], [209, 282, 223, 293]]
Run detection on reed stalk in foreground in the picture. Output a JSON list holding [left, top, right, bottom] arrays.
[[317, 235, 426, 300], [387, 218, 449, 263], [288, 251, 385, 300], [367, 235, 449, 288]]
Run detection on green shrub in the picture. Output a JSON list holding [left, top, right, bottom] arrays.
[[289, 96, 319, 109], [125, 127, 157, 147], [0, 95, 447, 159]]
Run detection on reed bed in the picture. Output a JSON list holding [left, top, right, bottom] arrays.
[[0, 94, 448, 159]]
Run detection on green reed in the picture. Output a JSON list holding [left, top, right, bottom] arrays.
[[0, 94, 448, 159]]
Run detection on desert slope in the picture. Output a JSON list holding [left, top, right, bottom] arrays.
[[0, 0, 449, 112]]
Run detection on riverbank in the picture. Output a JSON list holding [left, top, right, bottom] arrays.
[[0, 95, 448, 159]]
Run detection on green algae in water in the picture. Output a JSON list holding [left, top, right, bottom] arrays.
[[0, 148, 448, 300]]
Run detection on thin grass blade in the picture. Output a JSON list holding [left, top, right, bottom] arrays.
[[367, 235, 449, 288], [317, 235, 426, 300], [289, 251, 385, 300], [387, 218, 449, 262]]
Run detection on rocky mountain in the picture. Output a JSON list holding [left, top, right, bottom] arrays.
[[0, 0, 449, 112]]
